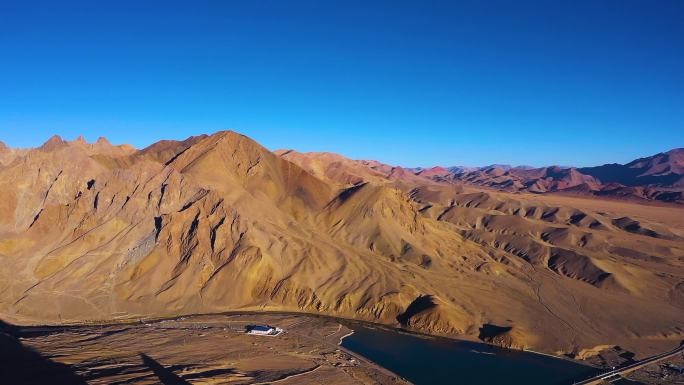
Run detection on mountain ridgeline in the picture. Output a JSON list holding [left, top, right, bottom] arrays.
[[0, 131, 683, 361], [412, 149, 683, 203]]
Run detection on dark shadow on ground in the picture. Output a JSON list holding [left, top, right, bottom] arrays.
[[140, 353, 191, 385], [0, 319, 88, 385]]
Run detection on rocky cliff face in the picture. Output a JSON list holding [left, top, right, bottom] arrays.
[[1, 131, 683, 358]]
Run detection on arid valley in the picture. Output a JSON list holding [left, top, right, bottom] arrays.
[[0, 132, 683, 384]]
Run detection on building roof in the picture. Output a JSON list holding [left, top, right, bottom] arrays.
[[248, 325, 274, 332]]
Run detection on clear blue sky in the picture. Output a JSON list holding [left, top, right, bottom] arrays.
[[1, 0, 682, 167]]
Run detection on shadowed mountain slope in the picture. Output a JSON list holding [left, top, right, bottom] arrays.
[[579, 148, 684, 188]]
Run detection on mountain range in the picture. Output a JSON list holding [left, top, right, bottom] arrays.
[[0, 131, 682, 361], [405, 149, 683, 203]]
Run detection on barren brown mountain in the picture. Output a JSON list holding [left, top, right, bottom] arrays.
[[1, 131, 683, 362]]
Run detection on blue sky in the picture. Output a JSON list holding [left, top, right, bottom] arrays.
[[0, 0, 682, 167]]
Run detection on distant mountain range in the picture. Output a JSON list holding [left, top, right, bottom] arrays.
[[442, 148, 683, 203]]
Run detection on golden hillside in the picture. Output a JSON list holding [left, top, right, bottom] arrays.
[[1, 131, 683, 358]]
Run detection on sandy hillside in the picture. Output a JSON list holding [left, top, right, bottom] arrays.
[[0, 131, 682, 359]]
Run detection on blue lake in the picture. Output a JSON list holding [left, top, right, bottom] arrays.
[[341, 323, 599, 385]]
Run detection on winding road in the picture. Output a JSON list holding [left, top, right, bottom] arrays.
[[572, 341, 684, 384]]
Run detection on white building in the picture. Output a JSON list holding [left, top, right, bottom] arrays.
[[246, 325, 283, 336]]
